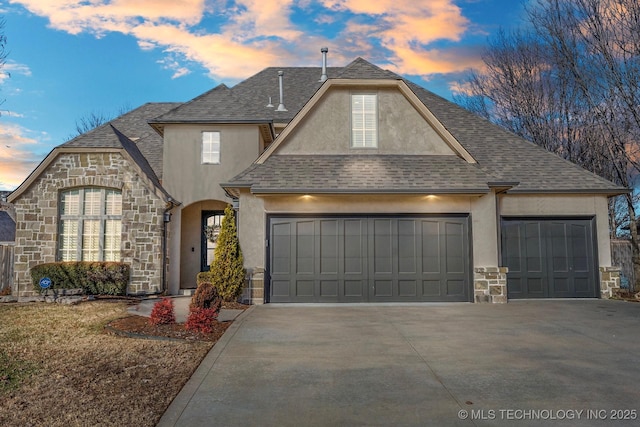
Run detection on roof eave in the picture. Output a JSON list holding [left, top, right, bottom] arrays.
[[505, 188, 629, 196], [246, 188, 491, 195]]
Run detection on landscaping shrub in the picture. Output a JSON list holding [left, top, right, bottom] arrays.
[[0, 286, 10, 296], [185, 307, 218, 334], [30, 262, 129, 295], [190, 282, 222, 312], [149, 298, 176, 325], [196, 271, 215, 287], [209, 205, 245, 301]]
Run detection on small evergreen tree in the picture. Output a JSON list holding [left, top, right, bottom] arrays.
[[210, 205, 245, 301]]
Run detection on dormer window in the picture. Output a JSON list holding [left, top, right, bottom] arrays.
[[202, 131, 221, 164], [351, 93, 378, 148]]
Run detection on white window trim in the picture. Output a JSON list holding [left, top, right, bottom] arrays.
[[59, 188, 122, 262], [202, 131, 221, 164], [351, 92, 378, 148]]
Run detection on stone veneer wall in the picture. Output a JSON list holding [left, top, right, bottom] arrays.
[[599, 266, 621, 298], [474, 266, 508, 303], [12, 152, 167, 296], [241, 267, 265, 305]]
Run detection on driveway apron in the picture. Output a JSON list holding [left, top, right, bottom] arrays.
[[159, 300, 640, 427]]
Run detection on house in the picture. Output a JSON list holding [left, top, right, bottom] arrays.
[[8, 51, 626, 303], [0, 196, 15, 290]]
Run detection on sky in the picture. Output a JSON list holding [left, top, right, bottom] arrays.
[[0, 0, 528, 191]]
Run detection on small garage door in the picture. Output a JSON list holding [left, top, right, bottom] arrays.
[[501, 218, 597, 299], [267, 215, 471, 303]]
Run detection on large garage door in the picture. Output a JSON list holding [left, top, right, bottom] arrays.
[[501, 218, 597, 299], [268, 216, 470, 303]]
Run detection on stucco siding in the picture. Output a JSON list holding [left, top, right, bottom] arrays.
[[162, 124, 261, 206], [277, 87, 456, 156]]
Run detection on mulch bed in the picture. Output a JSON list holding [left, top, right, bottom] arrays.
[[105, 300, 250, 342]]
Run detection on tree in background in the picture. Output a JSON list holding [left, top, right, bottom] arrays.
[[454, 0, 640, 287], [210, 205, 245, 302], [0, 18, 9, 109], [68, 104, 132, 139]]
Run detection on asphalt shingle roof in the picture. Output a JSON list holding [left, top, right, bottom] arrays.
[[152, 67, 342, 125], [62, 102, 179, 179], [225, 155, 498, 194]]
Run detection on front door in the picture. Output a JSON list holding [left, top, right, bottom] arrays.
[[201, 211, 224, 272]]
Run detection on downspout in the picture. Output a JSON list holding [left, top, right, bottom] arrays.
[[162, 198, 176, 294]]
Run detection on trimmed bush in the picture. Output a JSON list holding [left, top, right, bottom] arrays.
[[185, 307, 218, 334], [190, 282, 222, 312], [209, 205, 245, 302], [196, 271, 215, 287], [30, 262, 130, 295], [149, 298, 176, 325]]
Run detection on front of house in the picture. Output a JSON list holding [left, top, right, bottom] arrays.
[[8, 52, 626, 303]]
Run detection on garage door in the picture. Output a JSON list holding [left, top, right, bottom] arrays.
[[267, 216, 471, 303], [501, 218, 597, 299]]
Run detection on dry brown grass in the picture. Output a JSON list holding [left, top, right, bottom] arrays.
[[0, 301, 215, 427]]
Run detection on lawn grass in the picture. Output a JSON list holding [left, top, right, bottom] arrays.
[[0, 301, 214, 427]]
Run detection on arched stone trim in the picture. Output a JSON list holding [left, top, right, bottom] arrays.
[[58, 176, 125, 191]]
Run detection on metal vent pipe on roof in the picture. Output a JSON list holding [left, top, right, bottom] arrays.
[[319, 47, 328, 82], [277, 70, 287, 112]]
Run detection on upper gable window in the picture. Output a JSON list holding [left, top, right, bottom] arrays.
[[351, 93, 378, 148], [202, 131, 220, 164]]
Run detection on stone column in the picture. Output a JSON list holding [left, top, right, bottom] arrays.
[[474, 267, 508, 303], [599, 266, 621, 299], [242, 267, 265, 305]]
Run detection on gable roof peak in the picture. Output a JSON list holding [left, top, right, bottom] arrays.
[[336, 57, 400, 80]]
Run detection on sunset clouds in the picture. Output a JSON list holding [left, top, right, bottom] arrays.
[[0, 123, 42, 189], [9, 0, 482, 80]]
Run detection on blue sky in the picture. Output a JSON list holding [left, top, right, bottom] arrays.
[[0, 0, 527, 191]]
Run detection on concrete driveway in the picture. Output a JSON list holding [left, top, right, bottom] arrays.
[[159, 300, 640, 426]]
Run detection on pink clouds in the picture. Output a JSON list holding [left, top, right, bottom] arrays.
[[0, 123, 41, 190], [9, 0, 482, 81]]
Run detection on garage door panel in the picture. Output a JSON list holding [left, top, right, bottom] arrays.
[[502, 218, 596, 299], [372, 219, 393, 274], [320, 220, 339, 274], [447, 280, 465, 296], [344, 280, 365, 297], [422, 221, 441, 273], [320, 280, 338, 297], [269, 216, 470, 302], [422, 280, 441, 296]]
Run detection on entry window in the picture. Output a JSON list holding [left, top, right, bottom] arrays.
[[202, 131, 221, 164], [59, 188, 122, 262], [351, 93, 377, 148], [202, 211, 224, 271]]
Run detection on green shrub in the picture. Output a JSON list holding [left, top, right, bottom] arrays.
[[190, 282, 222, 312], [209, 205, 245, 302], [196, 271, 215, 287], [30, 262, 130, 295]]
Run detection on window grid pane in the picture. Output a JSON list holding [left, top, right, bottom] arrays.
[[82, 220, 100, 261], [84, 189, 102, 216], [352, 94, 377, 148], [104, 220, 121, 261], [60, 220, 78, 261], [202, 131, 220, 164], [105, 191, 122, 216], [61, 190, 80, 216]]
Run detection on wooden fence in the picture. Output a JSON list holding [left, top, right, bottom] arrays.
[[611, 239, 634, 291], [0, 244, 14, 291]]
